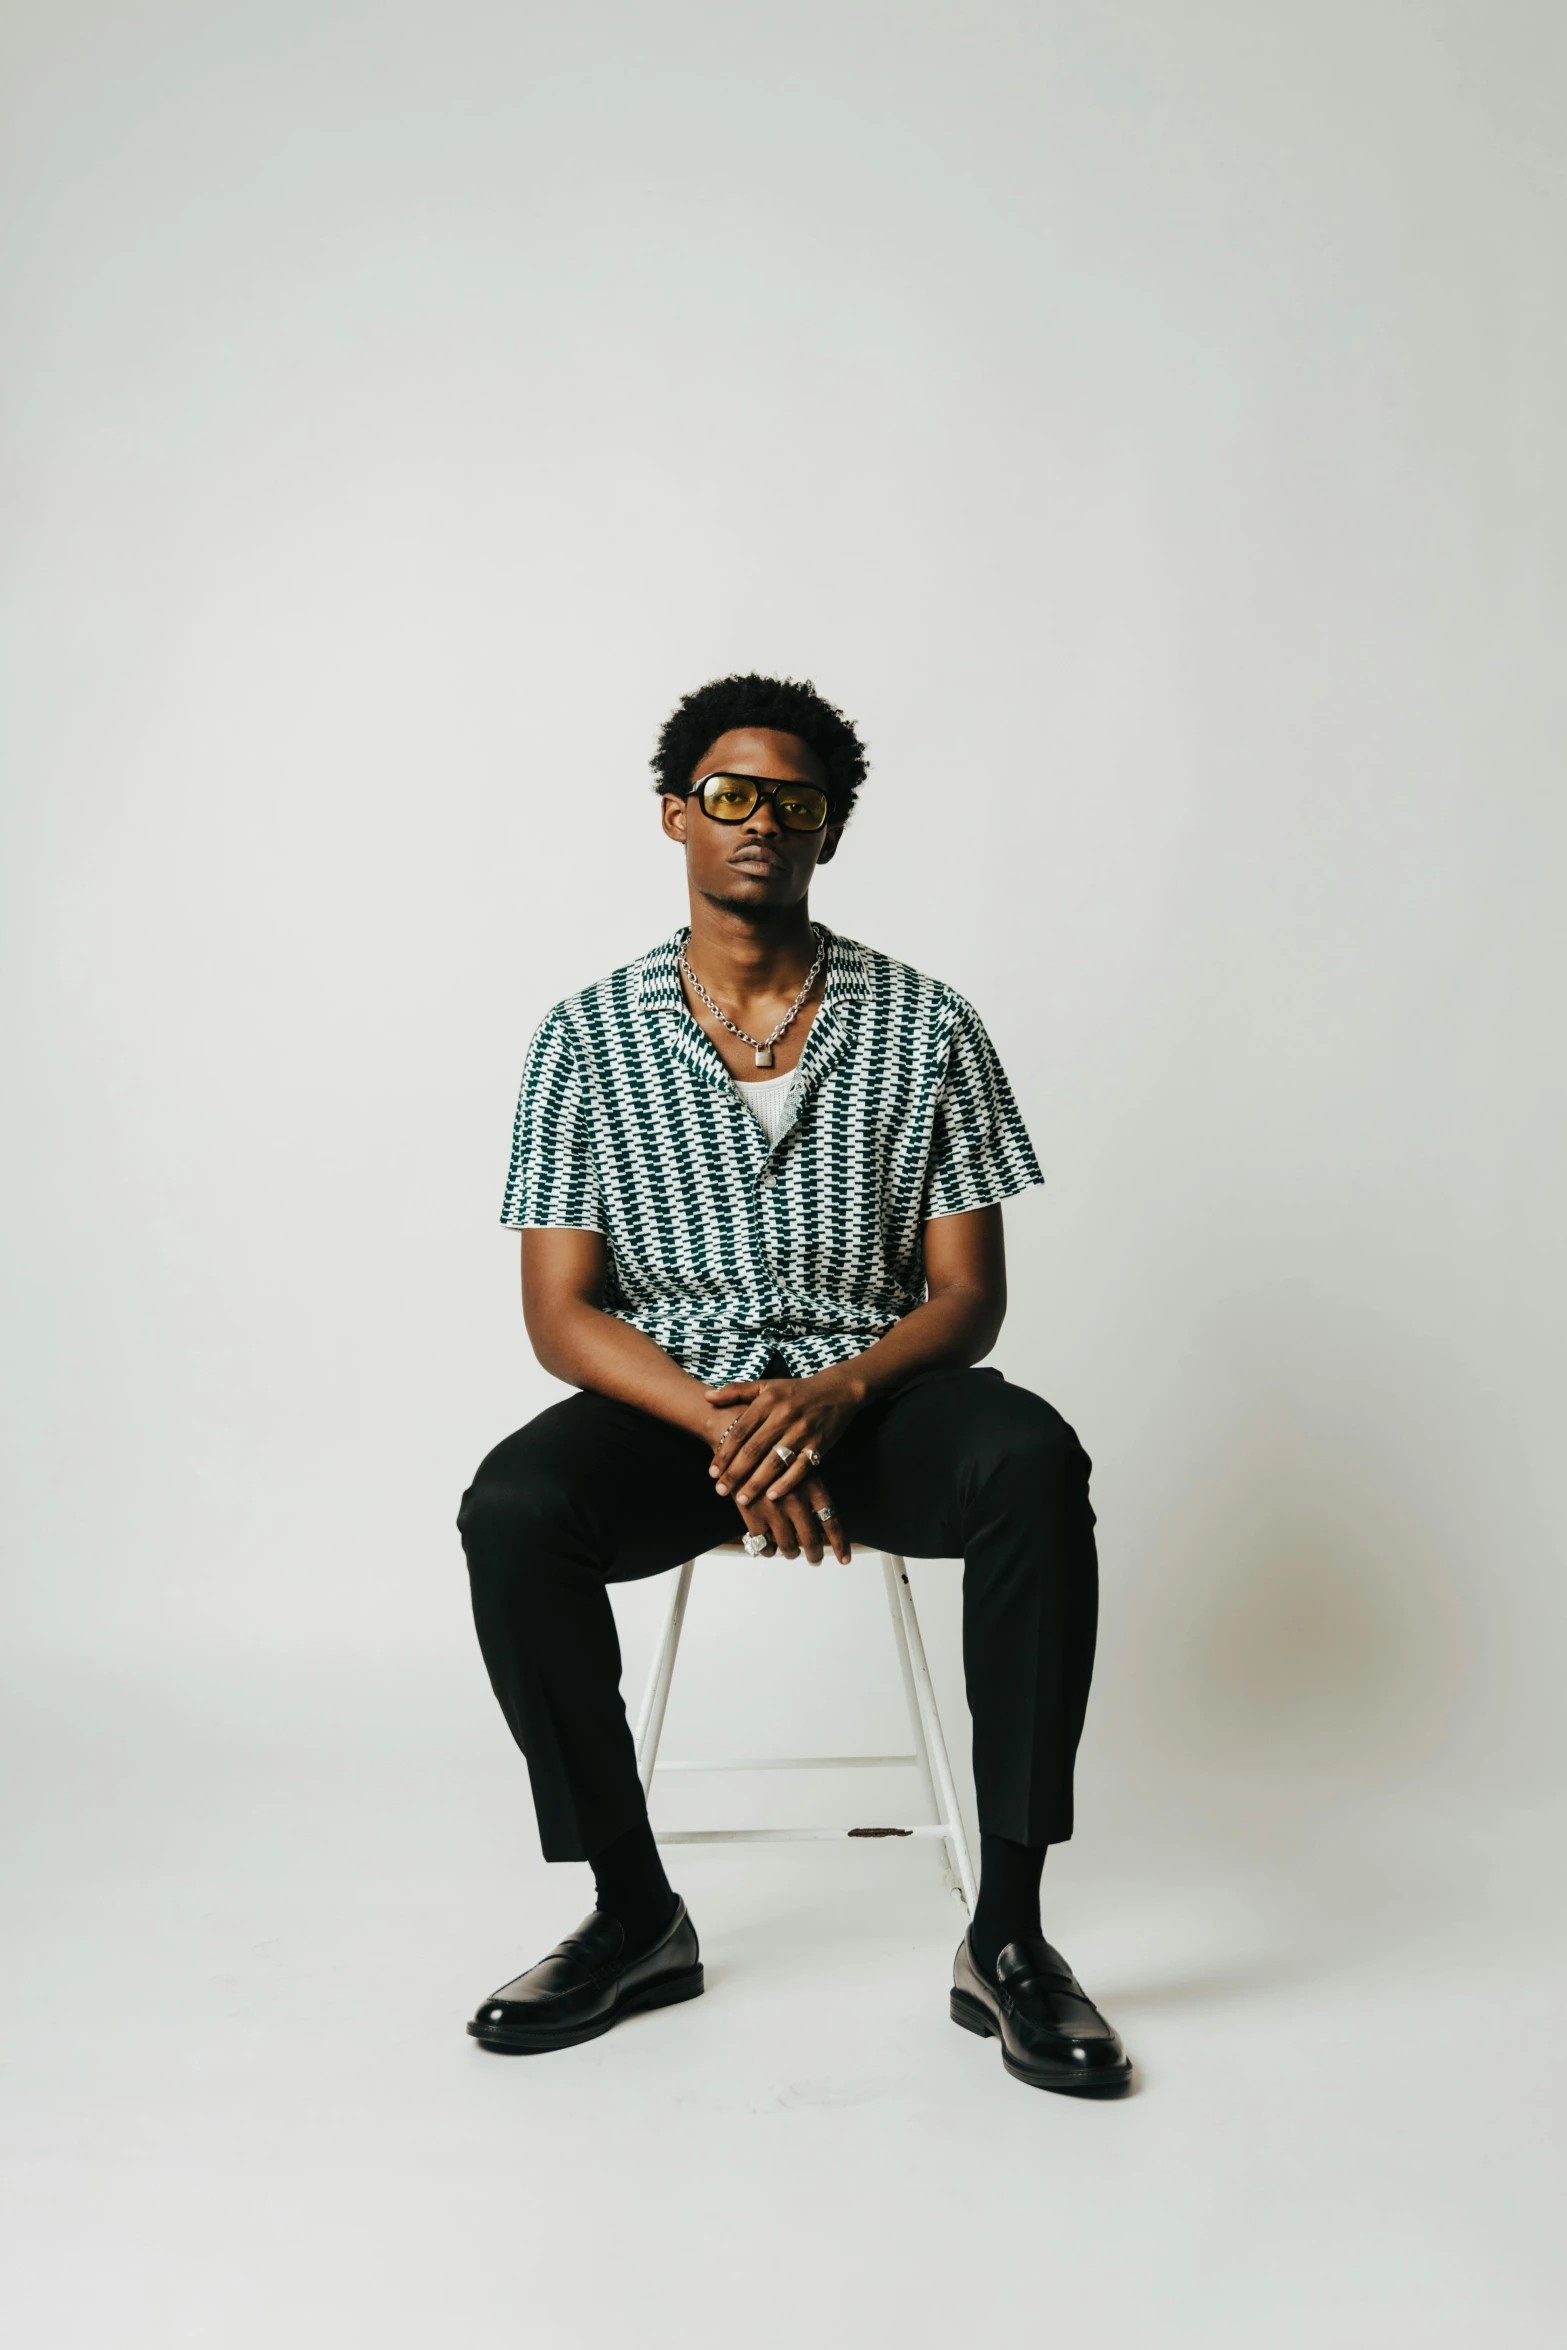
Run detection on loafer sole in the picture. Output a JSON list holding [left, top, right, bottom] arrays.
[[468, 1961, 705, 2054], [950, 1986, 1132, 2097]]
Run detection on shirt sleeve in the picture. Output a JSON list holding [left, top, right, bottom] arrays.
[[923, 998, 1045, 1220], [499, 1012, 605, 1231]]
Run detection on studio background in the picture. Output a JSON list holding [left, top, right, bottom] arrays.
[[4, 3, 1564, 2345]]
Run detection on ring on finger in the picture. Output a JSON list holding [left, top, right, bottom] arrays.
[[773, 1443, 794, 1466], [805, 1447, 822, 1467], [815, 1504, 836, 1522]]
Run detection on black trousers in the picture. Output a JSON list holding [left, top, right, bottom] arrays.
[[457, 1364, 1099, 1864]]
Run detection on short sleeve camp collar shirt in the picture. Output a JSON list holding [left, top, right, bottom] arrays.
[[500, 922, 1043, 1385]]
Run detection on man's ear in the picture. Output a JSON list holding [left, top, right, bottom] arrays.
[[660, 794, 689, 843], [815, 825, 844, 866]]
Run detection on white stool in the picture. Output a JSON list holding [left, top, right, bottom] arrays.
[[631, 1543, 977, 1911]]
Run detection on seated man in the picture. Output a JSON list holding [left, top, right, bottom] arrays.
[[457, 672, 1129, 2095]]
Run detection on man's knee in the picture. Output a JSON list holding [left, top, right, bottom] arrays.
[[456, 1439, 580, 1579], [967, 1386, 1091, 1498]]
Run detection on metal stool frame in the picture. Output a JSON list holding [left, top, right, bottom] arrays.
[[631, 1544, 977, 1911]]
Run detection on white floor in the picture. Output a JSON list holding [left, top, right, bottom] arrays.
[[3, 1657, 1564, 2350]]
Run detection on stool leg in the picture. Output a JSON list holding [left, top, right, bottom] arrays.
[[886, 1554, 978, 1913], [634, 1558, 694, 1796], [881, 1552, 940, 1821]]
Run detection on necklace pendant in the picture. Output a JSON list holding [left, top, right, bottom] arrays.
[[754, 1044, 774, 1068]]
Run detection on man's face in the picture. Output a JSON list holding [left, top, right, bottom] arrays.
[[661, 727, 842, 912]]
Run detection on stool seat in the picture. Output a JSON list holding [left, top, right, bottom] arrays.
[[630, 1544, 976, 1910]]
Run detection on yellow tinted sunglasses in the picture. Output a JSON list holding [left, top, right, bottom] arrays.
[[690, 773, 831, 833]]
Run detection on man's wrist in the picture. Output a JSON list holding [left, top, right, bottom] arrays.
[[682, 1385, 724, 1442]]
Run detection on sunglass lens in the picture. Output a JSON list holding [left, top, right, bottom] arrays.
[[776, 787, 829, 831], [699, 776, 760, 821]]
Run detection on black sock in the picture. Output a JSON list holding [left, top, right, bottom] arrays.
[[589, 1814, 678, 1957], [970, 1833, 1047, 1979]]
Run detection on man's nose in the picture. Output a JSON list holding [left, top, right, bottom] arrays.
[[743, 795, 784, 834]]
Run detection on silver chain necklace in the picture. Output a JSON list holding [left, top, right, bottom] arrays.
[[679, 926, 826, 1067]]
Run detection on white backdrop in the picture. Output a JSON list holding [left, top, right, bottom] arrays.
[[6, 0, 1563, 1802], [3, 4, 1565, 2340]]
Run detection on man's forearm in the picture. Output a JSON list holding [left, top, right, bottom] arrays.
[[532, 1287, 991, 1437], [822, 1281, 1003, 1409], [528, 1297, 714, 1438]]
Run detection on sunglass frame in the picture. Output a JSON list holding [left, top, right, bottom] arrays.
[[689, 773, 832, 833]]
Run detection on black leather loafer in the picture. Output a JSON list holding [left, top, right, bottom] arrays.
[[468, 1898, 703, 2053], [951, 1930, 1131, 2095]]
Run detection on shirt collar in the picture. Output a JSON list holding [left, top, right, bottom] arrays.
[[633, 921, 870, 1017]]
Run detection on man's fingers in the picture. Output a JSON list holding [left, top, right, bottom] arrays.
[[734, 1502, 777, 1558], [710, 1386, 790, 1463], [803, 1475, 850, 1561], [760, 1424, 817, 1502], [731, 1417, 818, 1505], [735, 1486, 842, 1566], [761, 1499, 800, 1558], [718, 1411, 794, 1498], [784, 1491, 824, 1564], [709, 1402, 770, 1485], [736, 1496, 788, 1557]]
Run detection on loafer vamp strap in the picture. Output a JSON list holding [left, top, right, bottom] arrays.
[[1003, 1983, 1118, 2040], [994, 1936, 1080, 1993], [489, 1911, 626, 2004]]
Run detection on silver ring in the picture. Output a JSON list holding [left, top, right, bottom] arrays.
[[742, 1530, 769, 1557], [814, 1504, 836, 1522], [806, 1447, 822, 1468], [773, 1443, 794, 1466]]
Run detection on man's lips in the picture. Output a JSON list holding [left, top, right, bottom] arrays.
[[729, 847, 787, 874]]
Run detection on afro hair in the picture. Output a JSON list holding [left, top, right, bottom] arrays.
[[650, 673, 868, 824]]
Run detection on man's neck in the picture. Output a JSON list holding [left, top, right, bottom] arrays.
[[681, 898, 820, 1006]]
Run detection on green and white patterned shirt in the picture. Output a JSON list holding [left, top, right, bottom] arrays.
[[501, 922, 1043, 1384]]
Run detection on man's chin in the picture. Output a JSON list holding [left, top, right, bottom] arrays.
[[700, 881, 800, 918]]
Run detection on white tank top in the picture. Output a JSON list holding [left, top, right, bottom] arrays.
[[731, 1069, 798, 1146]]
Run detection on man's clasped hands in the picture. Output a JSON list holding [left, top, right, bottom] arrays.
[[699, 1369, 865, 1564]]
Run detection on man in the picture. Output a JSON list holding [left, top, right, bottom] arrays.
[[457, 673, 1129, 2095]]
